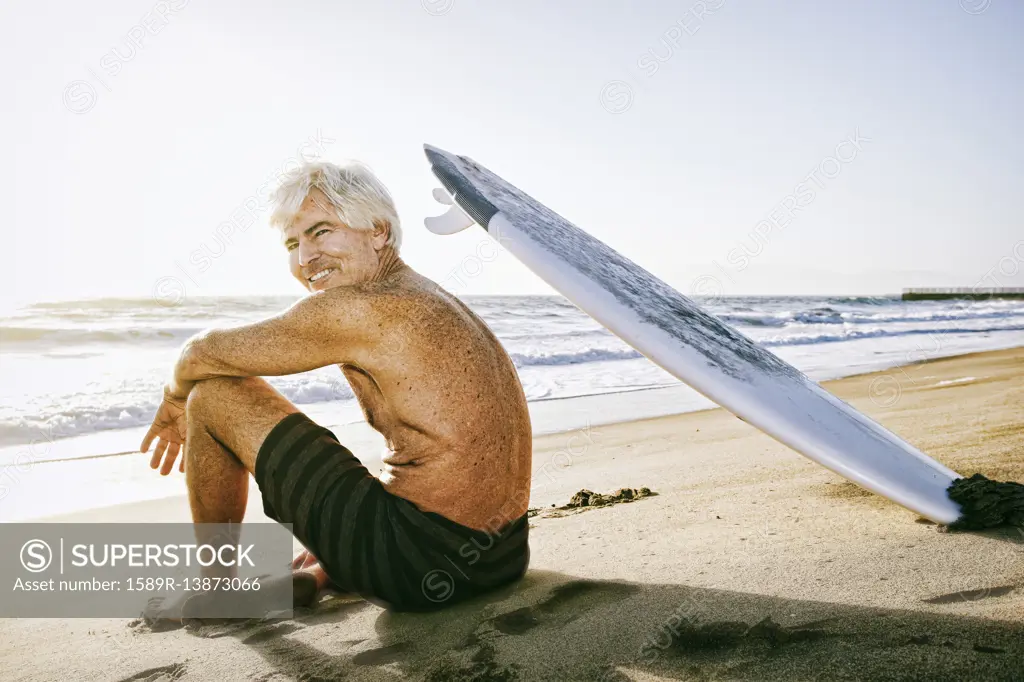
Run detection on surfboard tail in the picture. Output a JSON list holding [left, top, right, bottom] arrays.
[[424, 144, 499, 231]]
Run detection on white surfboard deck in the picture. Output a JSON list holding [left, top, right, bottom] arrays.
[[422, 144, 965, 525]]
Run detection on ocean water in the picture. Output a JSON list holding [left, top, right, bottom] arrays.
[[3, 293, 1024, 454], [2, 293, 1024, 521]]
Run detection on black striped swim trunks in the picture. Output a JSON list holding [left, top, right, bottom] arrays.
[[254, 412, 530, 612]]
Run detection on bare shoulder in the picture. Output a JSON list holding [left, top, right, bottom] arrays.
[[307, 270, 459, 321], [369, 272, 487, 340], [297, 270, 482, 360]]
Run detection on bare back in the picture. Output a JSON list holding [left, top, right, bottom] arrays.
[[339, 270, 532, 531]]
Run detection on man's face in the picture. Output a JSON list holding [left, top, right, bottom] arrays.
[[282, 189, 389, 292]]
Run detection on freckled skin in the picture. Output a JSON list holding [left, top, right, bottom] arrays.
[[144, 189, 531, 535], [336, 287, 533, 528], [284, 192, 532, 529]]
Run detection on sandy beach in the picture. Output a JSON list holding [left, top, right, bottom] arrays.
[[1, 347, 1022, 681]]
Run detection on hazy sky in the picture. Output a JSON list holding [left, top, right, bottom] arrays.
[[3, 0, 1022, 310]]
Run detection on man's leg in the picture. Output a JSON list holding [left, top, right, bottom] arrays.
[[184, 376, 296, 525], [182, 377, 330, 599]]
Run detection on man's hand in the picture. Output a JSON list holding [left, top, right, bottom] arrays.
[[140, 386, 188, 475]]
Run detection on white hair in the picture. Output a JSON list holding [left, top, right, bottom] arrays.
[[269, 160, 402, 251]]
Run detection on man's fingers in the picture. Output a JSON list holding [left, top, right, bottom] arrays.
[[159, 446, 179, 476], [140, 427, 158, 453], [168, 442, 183, 473], [150, 439, 168, 469]]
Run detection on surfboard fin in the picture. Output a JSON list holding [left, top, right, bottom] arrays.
[[425, 188, 476, 235], [432, 187, 454, 205]]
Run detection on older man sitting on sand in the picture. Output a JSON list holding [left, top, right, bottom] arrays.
[[140, 161, 532, 612]]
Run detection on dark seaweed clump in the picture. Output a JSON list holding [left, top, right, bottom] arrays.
[[564, 487, 655, 508], [947, 473, 1024, 530]]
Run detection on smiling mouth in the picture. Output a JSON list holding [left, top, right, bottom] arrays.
[[308, 268, 335, 284]]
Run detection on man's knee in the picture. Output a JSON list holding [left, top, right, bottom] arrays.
[[186, 376, 262, 417], [184, 377, 295, 464]]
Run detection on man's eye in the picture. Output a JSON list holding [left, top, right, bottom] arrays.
[[286, 243, 298, 251], [315, 229, 329, 238]]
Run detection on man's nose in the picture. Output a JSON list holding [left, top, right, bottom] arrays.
[[297, 241, 320, 267]]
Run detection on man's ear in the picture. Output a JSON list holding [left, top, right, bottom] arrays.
[[371, 219, 390, 250]]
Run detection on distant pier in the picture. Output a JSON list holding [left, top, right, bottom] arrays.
[[902, 287, 1024, 301]]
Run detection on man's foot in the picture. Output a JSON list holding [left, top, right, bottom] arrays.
[[291, 549, 337, 608], [142, 572, 308, 628], [141, 589, 257, 630]]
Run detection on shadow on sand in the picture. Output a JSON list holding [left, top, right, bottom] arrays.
[[138, 567, 1024, 682]]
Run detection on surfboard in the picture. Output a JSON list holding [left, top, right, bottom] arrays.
[[422, 143, 965, 525]]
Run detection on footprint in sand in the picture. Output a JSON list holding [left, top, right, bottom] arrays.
[[485, 579, 640, 637], [351, 641, 412, 666], [921, 584, 1018, 604], [241, 622, 303, 645], [114, 662, 187, 682]]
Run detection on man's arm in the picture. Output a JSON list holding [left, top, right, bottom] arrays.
[[167, 288, 388, 398]]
